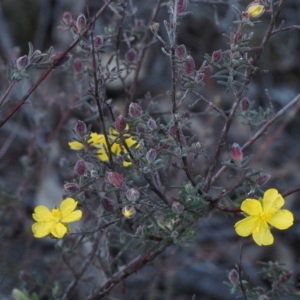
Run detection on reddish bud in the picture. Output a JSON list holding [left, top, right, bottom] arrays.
[[230, 143, 243, 163], [175, 44, 186, 59], [126, 188, 140, 202], [102, 197, 115, 213], [280, 271, 292, 284], [64, 183, 80, 194], [129, 103, 142, 118], [183, 111, 190, 119], [228, 269, 239, 285], [73, 58, 83, 73], [147, 117, 157, 130], [194, 72, 204, 83], [169, 124, 177, 136], [107, 172, 123, 188], [146, 148, 156, 163], [125, 48, 137, 62], [16, 55, 29, 70], [136, 225, 144, 236], [93, 35, 103, 49], [74, 160, 87, 176], [177, 0, 188, 15], [115, 115, 127, 132], [172, 201, 184, 214], [74, 120, 87, 137], [184, 55, 195, 75], [240, 97, 250, 111], [19, 270, 31, 283], [256, 174, 271, 186], [134, 19, 144, 30], [62, 12, 73, 26], [76, 14, 87, 31], [212, 49, 223, 63]]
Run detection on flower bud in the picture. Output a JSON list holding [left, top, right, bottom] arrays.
[[136, 225, 144, 236], [176, 0, 188, 15], [122, 205, 136, 219], [246, 2, 265, 19], [228, 269, 239, 285], [126, 188, 140, 202], [64, 183, 80, 194], [19, 270, 31, 283], [172, 201, 184, 214], [73, 58, 83, 73], [146, 148, 156, 163], [16, 55, 29, 70], [184, 55, 195, 75], [74, 120, 87, 137], [129, 103, 142, 118], [74, 160, 87, 176], [194, 72, 204, 83], [93, 35, 103, 49], [256, 174, 271, 186], [134, 19, 144, 30], [62, 12, 73, 26], [280, 271, 292, 284], [175, 44, 186, 59], [230, 143, 243, 163], [115, 115, 127, 132], [107, 172, 123, 188], [212, 49, 223, 63], [125, 48, 137, 62], [76, 14, 87, 31], [90, 170, 99, 178], [102, 197, 115, 213], [240, 97, 250, 111], [147, 117, 157, 130], [171, 231, 179, 238], [169, 124, 177, 136]]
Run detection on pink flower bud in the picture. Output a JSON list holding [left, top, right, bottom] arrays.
[[74, 120, 87, 137], [184, 55, 195, 75], [64, 183, 80, 193], [230, 143, 243, 163], [129, 103, 142, 118], [125, 48, 137, 62], [76, 14, 87, 31], [93, 35, 103, 49], [212, 49, 223, 63], [107, 172, 123, 188], [136, 225, 144, 236], [177, 0, 188, 15], [256, 174, 271, 186], [102, 197, 115, 213], [74, 160, 87, 176], [194, 72, 204, 83], [73, 58, 83, 73], [228, 269, 239, 285], [169, 124, 177, 136], [146, 148, 156, 163], [115, 115, 127, 132], [62, 12, 73, 26], [175, 44, 186, 59], [240, 97, 250, 111], [134, 19, 144, 30], [147, 117, 157, 130], [16, 55, 29, 70], [172, 201, 184, 214], [126, 188, 140, 202], [19, 270, 31, 283]]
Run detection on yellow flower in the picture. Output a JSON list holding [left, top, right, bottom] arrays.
[[246, 2, 265, 19], [235, 189, 293, 246], [122, 205, 136, 219], [32, 198, 82, 238], [68, 140, 84, 150]]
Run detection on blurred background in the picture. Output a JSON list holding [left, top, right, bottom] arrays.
[[0, 0, 300, 299]]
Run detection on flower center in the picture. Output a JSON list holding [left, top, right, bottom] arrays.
[[260, 212, 271, 221], [52, 208, 62, 222]]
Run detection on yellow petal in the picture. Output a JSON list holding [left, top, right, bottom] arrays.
[[111, 142, 121, 155], [268, 209, 294, 230], [68, 141, 84, 150], [32, 221, 52, 238], [252, 220, 273, 246], [235, 215, 260, 237], [123, 160, 132, 167], [125, 137, 139, 149], [240, 199, 262, 216], [60, 198, 77, 216], [32, 206, 52, 222], [61, 210, 82, 223], [89, 133, 107, 147], [51, 222, 67, 238], [246, 3, 265, 19], [262, 189, 284, 214], [98, 148, 109, 161]]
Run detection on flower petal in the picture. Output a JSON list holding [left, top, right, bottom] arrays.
[[262, 189, 284, 213], [68, 141, 84, 150], [252, 220, 274, 246], [98, 148, 109, 161], [125, 137, 139, 149], [240, 199, 262, 216], [51, 222, 67, 238], [60, 198, 78, 216], [32, 221, 52, 238], [235, 215, 260, 237], [123, 160, 132, 167], [61, 210, 82, 223], [111, 142, 121, 155], [268, 209, 294, 230], [32, 206, 52, 222]]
